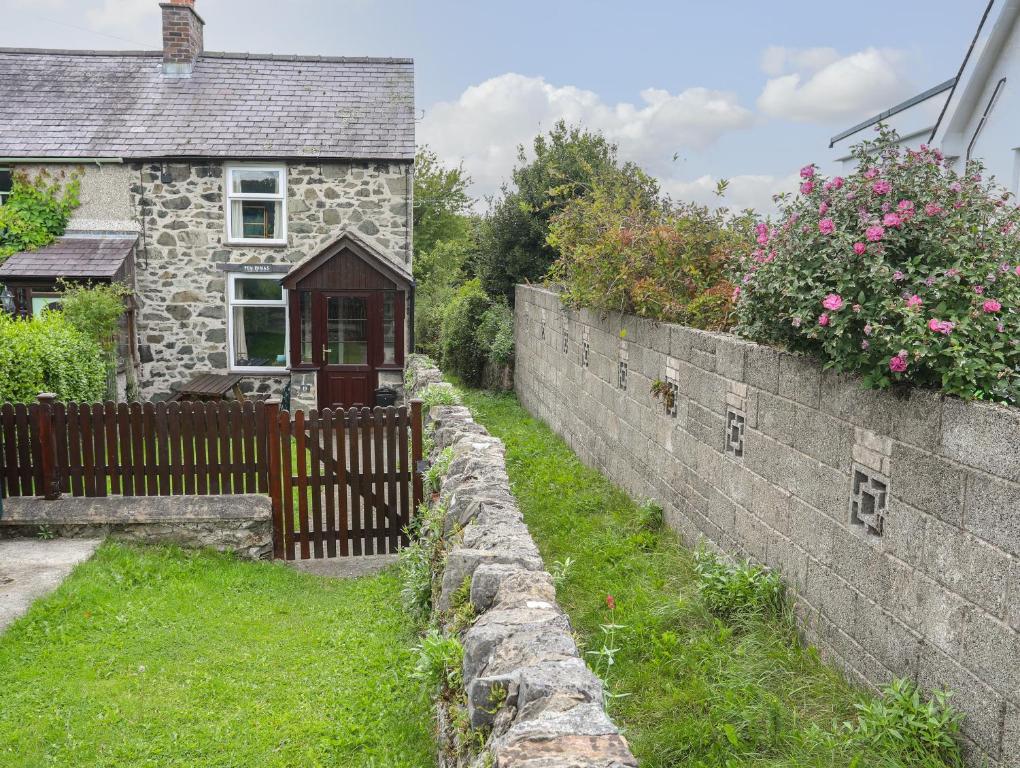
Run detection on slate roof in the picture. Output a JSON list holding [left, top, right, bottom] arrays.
[[0, 236, 136, 280], [0, 49, 414, 161]]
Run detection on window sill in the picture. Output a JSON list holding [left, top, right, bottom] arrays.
[[225, 240, 288, 248], [229, 368, 289, 377]]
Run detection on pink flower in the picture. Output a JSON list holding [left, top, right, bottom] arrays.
[[754, 222, 768, 237], [883, 213, 903, 228], [864, 167, 879, 180], [822, 293, 844, 311], [982, 299, 1002, 313], [864, 323, 873, 336], [1015, 265, 1020, 276], [818, 313, 830, 327], [928, 318, 955, 335], [791, 317, 802, 328], [898, 200, 915, 212], [819, 201, 829, 216], [946, 268, 960, 278], [818, 218, 835, 235], [757, 233, 769, 246], [889, 355, 908, 373], [853, 242, 867, 255], [861, 340, 870, 350], [831, 176, 845, 189], [924, 202, 943, 216], [997, 323, 1006, 333], [872, 180, 892, 195], [893, 270, 905, 282], [949, 182, 962, 193], [800, 181, 815, 195], [905, 294, 923, 309], [866, 225, 885, 242], [800, 165, 815, 179], [852, 304, 862, 313], [974, 285, 985, 295], [606, 594, 616, 611], [732, 286, 741, 301]]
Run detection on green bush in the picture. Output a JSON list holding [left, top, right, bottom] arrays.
[[440, 279, 493, 385], [548, 173, 749, 330], [477, 300, 514, 367], [411, 628, 464, 696], [414, 238, 474, 360], [693, 549, 785, 621], [0, 169, 80, 260], [0, 312, 106, 403], [734, 126, 1019, 403], [57, 280, 130, 352]]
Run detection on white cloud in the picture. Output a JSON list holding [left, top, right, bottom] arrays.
[[420, 73, 753, 201], [662, 172, 800, 215], [757, 47, 914, 123], [760, 46, 840, 77], [86, 0, 158, 37]]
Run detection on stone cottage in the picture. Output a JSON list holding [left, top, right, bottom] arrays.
[[0, 0, 415, 410]]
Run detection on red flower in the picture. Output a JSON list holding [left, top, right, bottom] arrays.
[[605, 594, 616, 611]]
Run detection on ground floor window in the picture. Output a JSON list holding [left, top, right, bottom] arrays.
[[227, 273, 288, 372]]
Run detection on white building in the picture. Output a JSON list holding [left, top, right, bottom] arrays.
[[831, 0, 1020, 192]]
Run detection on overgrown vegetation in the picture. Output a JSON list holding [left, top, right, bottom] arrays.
[[0, 543, 433, 767], [57, 279, 133, 398], [460, 387, 964, 768], [735, 126, 1018, 403], [0, 311, 106, 402], [0, 169, 80, 260]]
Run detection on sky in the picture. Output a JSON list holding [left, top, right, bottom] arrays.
[[0, 0, 985, 211]]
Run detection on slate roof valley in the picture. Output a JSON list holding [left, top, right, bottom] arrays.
[[0, 49, 415, 161]]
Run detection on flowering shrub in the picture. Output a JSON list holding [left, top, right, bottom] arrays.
[[734, 126, 1019, 403], [548, 175, 751, 330]]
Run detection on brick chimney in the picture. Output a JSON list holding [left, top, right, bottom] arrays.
[[160, 0, 204, 75]]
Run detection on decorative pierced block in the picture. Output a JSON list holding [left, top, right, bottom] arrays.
[[618, 361, 628, 390], [581, 341, 590, 368], [850, 466, 887, 537], [725, 407, 745, 458], [540, 309, 547, 339], [562, 331, 569, 354], [665, 376, 679, 418]]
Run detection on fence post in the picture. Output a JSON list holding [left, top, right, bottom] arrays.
[[410, 398, 424, 513], [35, 393, 60, 500], [265, 398, 285, 560]]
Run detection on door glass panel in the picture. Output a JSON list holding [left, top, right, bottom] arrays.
[[382, 291, 396, 364], [326, 296, 368, 365], [299, 291, 312, 363]]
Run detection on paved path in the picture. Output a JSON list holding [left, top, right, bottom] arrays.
[[286, 553, 398, 579], [0, 538, 102, 634]]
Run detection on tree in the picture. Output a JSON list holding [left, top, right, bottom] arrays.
[[477, 121, 657, 303], [413, 147, 472, 260]]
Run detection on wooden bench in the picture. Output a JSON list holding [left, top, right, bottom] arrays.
[[167, 373, 245, 402]]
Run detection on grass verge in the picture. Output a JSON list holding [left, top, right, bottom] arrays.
[[0, 543, 434, 768], [460, 387, 962, 768]]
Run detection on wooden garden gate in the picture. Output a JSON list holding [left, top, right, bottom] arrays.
[[0, 395, 424, 560], [267, 402, 424, 560]]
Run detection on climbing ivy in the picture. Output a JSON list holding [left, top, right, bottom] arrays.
[[0, 168, 81, 261]]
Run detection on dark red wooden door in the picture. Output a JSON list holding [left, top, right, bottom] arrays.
[[316, 292, 376, 409]]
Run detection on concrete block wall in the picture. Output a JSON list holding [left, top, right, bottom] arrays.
[[514, 285, 1020, 767]]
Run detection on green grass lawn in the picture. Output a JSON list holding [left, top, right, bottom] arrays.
[[0, 544, 434, 768], [460, 388, 959, 768]]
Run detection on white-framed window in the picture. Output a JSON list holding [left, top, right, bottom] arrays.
[[0, 167, 12, 205], [226, 273, 288, 372], [224, 165, 287, 245]]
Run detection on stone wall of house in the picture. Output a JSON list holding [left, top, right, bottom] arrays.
[[129, 160, 412, 400], [405, 356, 637, 768], [514, 285, 1020, 767]]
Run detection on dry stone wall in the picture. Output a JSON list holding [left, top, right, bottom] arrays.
[[514, 285, 1020, 767], [405, 356, 637, 768]]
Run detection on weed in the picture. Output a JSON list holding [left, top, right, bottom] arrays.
[[35, 525, 54, 540], [420, 382, 463, 419], [550, 556, 574, 588], [636, 499, 664, 531], [693, 548, 785, 621], [399, 502, 448, 627], [412, 628, 463, 696], [847, 679, 964, 765], [425, 446, 454, 493]]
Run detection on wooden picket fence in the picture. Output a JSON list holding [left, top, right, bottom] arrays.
[[0, 394, 424, 560]]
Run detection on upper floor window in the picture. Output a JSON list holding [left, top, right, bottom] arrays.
[[0, 168, 12, 205], [225, 165, 287, 245]]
